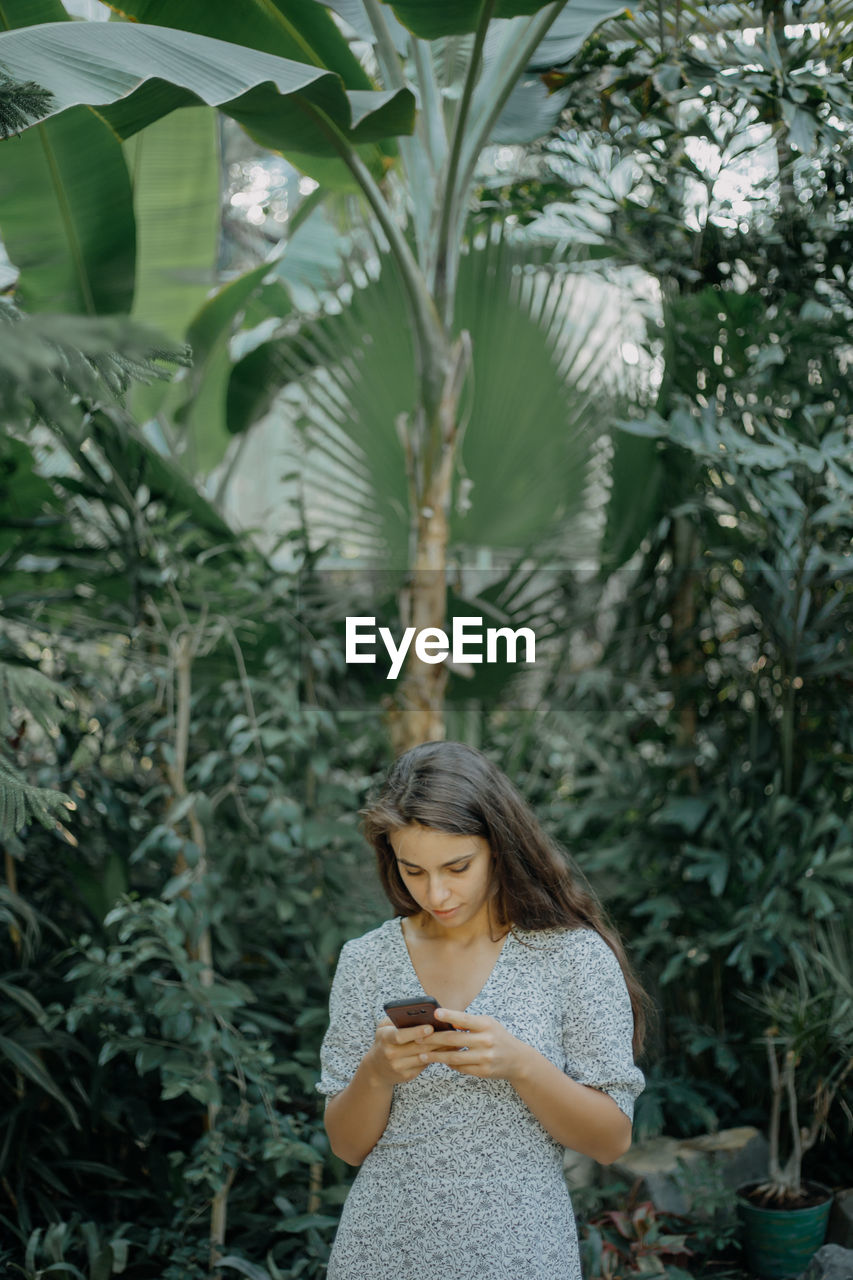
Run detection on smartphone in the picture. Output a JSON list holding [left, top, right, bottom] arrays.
[[383, 997, 454, 1032]]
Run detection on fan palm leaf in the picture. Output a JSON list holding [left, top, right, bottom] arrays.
[[230, 226, 634, 574]]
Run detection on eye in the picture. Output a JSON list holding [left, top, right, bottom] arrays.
[[400, 866, 422, 877], [450, 863, 471, 874]]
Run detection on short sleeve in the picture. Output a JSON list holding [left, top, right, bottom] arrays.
[[316, 939, 377, 1100], [561, 930, 645, 1121]]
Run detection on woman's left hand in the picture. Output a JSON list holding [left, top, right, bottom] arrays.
[[416, 1009, 528, 1081]]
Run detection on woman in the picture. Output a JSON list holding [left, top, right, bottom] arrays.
[[317, 741, 647, 1279]]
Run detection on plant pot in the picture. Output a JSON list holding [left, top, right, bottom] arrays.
[[736, 1181, 833, 1279]]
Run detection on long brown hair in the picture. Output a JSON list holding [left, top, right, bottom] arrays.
[[362, 740, 650, 1056]]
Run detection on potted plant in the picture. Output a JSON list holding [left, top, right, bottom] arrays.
[[737, 922, 853, 1280]]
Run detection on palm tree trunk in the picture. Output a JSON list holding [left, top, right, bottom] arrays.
[[391, 504, 450, 753], [390, 335, 470, 753]]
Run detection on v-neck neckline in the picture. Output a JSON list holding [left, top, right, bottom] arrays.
[[395, 915, 512, 1013]]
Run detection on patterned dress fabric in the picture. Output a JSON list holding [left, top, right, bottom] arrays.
[[317, 917, 644, 1280]]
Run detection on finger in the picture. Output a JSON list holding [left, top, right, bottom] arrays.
[[399, 1050, 437, 1077], [420, 1050, 482, 1067], [392, 1023, 435, 1044], [434, 1008, 490, 1031], [396, 1049, 432, 1070], [377, 1019, 431, 1041], [424, 1031, 476, 1049]]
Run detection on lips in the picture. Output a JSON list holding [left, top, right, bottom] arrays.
[[432, 907, 459, 918]]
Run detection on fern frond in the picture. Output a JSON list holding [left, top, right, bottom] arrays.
[[0, 756, 72, 841], [0, 71, 54, 140], [0, 660, 68, 737], [0, 300, 190, 432]]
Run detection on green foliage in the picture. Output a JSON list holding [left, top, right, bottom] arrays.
[[740, 920, 853, 1198], [124, 107, 221, 341], [670, 1156, 742, 1261], [0, 0, 137, 314], [0, 300, 186, 839], [2, 1, 852, 1269], [0, 587, 378, 1262], [528, 0, 853, 279], [582, 1199, 695, 1278], [0, 20, 416, 175], [0, 754, 71, 840], [0, 960, 82, 1130], [0, 655, 73, 838], [112, 0, 373, 94], [0, 300, 185, 430], [484, 0, 853, 1155], [12, 1218, 132, 1280], [255, 225, 613, 565], [68, 897, 280, 1110], [0, 304, 389, 1269], [385, 0, 573, 40], [0, 618, 379, 1271], [575, 1162, 743, 1279], [1, 0, 649, 764]]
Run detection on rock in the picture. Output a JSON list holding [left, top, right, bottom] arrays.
[[608, 1136, 690, 1214], [828, 1190, 853, 1250], [796, 1243, 853, 1280], [680, 1126, 770, 1192], [606, 1126, 769, 1216]]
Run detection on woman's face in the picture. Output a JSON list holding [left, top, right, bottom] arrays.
[[389, 824, 494, 930]]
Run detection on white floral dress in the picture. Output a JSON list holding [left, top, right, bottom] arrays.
[[317, 918, 644, 1280]]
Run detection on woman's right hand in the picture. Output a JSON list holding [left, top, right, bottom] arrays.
[[365, 1017, 435, 1085]]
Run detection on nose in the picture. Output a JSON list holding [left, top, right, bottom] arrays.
[[425, 876, 453, 908]]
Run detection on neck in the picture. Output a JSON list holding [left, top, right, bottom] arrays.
[[412, 904, 507, 947]]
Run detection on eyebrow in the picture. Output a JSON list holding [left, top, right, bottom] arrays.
[[395, 853, 473, 870]]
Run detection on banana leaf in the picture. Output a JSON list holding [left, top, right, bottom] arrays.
[[489, 4, 627, 142], [383, 0, 566, 40], [0, 0, 136, 313], [105, 0, 374, 89], [125, 107, 220, 340], [174, 262, 275, 473], [103, 0, 399, 183], [0, 21, 416, 185]]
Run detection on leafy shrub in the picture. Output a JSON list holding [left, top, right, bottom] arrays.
[[0, 415, 388, 1270]]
